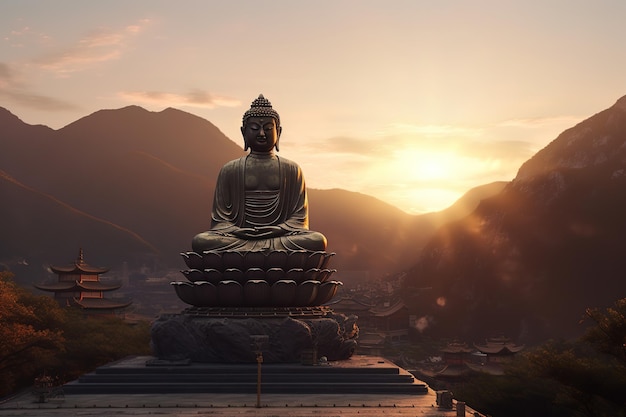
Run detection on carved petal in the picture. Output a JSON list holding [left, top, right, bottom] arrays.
[[194, 281, 217, 307], [202, 269, 222, 285], [271, 280, 297, 306], [217, 280, 243, 306], [244, 280, 271, 306], [171, 281, 196, 306], [181, 251, 203, 269], [313, 280, 343, 305], [202, 251, 223, 271], [295, 280, 319, 306]]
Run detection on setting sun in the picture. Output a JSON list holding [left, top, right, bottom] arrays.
[[396, 149, 458, 182]]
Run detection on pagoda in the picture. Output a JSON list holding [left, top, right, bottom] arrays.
[[35, 249, 131, 316]]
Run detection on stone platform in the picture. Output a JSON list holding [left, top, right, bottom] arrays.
[[151, 308, 358, 363], [63, 355, 428, 395]]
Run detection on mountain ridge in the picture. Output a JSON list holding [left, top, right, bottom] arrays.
[[1, 105, 490, 278], [404, 95, 626, 343]]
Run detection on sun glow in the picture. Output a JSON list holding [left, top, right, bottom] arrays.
[[393, 149, 463, 182]]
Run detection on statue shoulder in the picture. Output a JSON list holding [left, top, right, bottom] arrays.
[[277, 156, 301, 170], [219, 157, 246, 173]]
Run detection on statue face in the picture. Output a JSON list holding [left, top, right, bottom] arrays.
[[242, 117, 281, 152]]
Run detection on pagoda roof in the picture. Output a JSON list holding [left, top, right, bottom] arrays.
[[49, 248, 109, 274], [474, 336, 525, 354], [473, 344, 525, 354], [35, 280, 122, 292], [34, 281, 77, 292], [73, 298, 132, 310]]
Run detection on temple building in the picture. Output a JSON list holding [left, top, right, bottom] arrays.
[[473, 336, 525, 364], [35, 249, 131, 316]]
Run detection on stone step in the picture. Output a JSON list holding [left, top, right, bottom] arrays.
[[77, 373, 416, 384], [63, 355, 429, 395], [64, 381, 428, 395], [96, 363, 402, 375]]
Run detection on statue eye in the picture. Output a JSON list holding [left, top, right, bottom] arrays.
[[249, 123, 260, 130], [263, 124, 274, 131]]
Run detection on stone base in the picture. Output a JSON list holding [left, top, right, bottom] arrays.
[[62, 355, 429, 395], [150, 309, 358, 363]]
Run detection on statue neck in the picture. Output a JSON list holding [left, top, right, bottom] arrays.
[[248, 150, 276, 159]]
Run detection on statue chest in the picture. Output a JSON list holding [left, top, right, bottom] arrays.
[[244, 160, 280, 191]]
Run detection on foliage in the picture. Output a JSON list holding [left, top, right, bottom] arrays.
[[57, 309, 152, 381], [454, 371, 569, 417], [451, 299, 626, 417], [583, 298, 626, 361], [0, 271, 151, 397], [0, 271, 65, 396]]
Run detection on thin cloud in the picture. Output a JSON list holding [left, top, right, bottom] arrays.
[[35, 19, 151, 76], [0, 62, 76, 111], [0, 62, 11, 79], [497, 115, 583, 129], [118, 90, 241, 109], [0, 88, 77, 111]]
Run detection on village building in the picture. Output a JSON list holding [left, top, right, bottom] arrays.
[[473, 336, 525, 361]]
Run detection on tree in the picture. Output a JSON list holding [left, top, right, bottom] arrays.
[[1, 271, 152, 397], [454, 299, 626, 417], [0, 271, 65, 396], [583, 298, 626, 361]]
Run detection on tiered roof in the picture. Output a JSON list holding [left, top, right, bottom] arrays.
[[48, 248, 110, 275], [474, 336, 525, 355], [34, 280, 122, 292], [35, 248, 131, 313]]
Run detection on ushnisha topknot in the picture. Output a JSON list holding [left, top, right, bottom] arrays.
[[242, 94, 280, 127]]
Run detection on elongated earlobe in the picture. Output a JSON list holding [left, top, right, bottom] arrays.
[[275, 126, 282, 151], [241, 126, 248, 151]]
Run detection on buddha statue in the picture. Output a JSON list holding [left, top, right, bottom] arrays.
[[174, 95, 340, 308], [158, 97, 354, 363], [192, 94, 327, 253]]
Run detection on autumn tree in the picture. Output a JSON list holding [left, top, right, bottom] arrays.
[[0, 271, 65, 396], [1, 271, 152, 397]]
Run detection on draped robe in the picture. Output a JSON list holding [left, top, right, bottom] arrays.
[[192, 155, 326, 252]]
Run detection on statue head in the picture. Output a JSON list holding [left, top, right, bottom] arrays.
[[241, 94, 282, 152]]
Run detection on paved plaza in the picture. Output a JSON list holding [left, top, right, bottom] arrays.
[[0, 355, 482, 416], [1, 389, 478, 417]]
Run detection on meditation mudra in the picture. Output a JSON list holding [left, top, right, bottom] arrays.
[[192, 94, 327, 253]]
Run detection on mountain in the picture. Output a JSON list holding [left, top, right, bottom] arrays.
[[404, 95, 626, 343], [0, 170, 157, 266], [2, 106, 492, 282], [0, 106, 243, 270]]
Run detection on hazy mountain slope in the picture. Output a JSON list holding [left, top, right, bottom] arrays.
[[0, 107, 240, 269], [426, 181, 508, 225], [404, 95, 626, 343], [0, 170, 157, 274], [308, 188, 417, 273]]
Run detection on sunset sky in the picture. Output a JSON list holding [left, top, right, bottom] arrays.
[[2, 1, 626, 214]]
